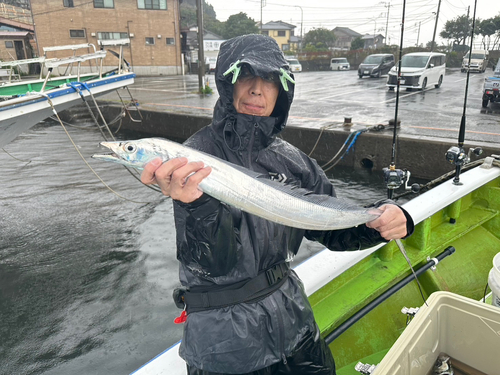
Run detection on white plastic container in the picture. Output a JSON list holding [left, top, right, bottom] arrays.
[[489, 252, 500, 307], [373, 291, 500, 375]]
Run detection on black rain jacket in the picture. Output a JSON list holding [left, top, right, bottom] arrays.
[[173, 34, 414, 373]]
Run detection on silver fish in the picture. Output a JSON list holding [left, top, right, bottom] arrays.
[[92, 138, 381, 230]]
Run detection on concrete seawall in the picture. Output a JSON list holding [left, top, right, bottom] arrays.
[[93, 104, 498, 181]]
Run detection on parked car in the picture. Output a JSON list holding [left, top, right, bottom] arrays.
[[482, 59, 500, 108], [330, 58, 350, 71], [461, 50, 488, 73], [387, 52, 446, 90], [286, 58, 302, 73], [358, 54, 395, 78]]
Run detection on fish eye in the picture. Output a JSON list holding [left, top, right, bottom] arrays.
[[124, 143, 136, 153]]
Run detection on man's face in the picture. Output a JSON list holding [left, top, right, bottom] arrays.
[[232, 66, 280, 117]]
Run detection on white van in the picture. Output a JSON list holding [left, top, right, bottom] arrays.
[[286, 58, 302, 73], [387, 52, 446, 90], [330, 58, 350, 71], [461, 50, 488, 73]]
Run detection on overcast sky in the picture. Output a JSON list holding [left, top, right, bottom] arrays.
[[206, 0, 499, 48]]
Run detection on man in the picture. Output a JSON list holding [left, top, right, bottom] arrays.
[[141, 34, 413, 375]]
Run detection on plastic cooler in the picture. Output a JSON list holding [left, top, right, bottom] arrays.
[[373, 291, 500, 375]]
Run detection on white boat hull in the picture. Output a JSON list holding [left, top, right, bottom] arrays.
[[0, 73, 135, 148]]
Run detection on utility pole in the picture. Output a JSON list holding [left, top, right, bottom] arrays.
[[416, 21, 421, 47], [295, 5, 303, 48], [384, 2, 390, 45], [464, 6, 470, 46], [431, 0, 442, 52], [196, 0, 205, 93], [260, 0, 266, 33]]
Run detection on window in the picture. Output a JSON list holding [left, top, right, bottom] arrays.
[[63, 0, 74, 6], [5, 41, 14, 48], [138, 0, 167, 9], [166, 38, 175, 45], [261, 31, 269, 36], [94, 0, 114, 8], [70, 29, 86, 38], [145, 37, 155, 45], [277, 30, 286, 37], [282, 44, 289, 51], [98, 32, 128, 40]]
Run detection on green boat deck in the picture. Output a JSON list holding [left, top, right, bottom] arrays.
[[310, 178, 500, 373], [0, 73, 103, 98]]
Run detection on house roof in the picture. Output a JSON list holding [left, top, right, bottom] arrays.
[[261, 20, 296, 31], [204, 30, 224, 40], [332, 27, 362, 38], [0, 31, 30, 37], [0, 16, 34, 31], [362, 34, 385, 40]]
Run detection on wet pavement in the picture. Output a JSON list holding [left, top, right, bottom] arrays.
[[101, 68, 500, 147]]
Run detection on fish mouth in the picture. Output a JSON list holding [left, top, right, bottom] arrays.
[[91, 142, 124, 162]]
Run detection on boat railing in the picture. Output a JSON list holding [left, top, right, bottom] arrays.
[[43, 43, 99, 78], [98, 38, 131, 75], [38, 50, 108, 93], [0, 57, 45, 82]]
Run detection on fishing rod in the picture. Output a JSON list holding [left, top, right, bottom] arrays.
[[444, 0, 482, 185], [383, 0, 419, 199], [324, 246, 456, 344]]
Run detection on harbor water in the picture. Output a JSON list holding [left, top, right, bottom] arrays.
[[0, 121, 415, 375]]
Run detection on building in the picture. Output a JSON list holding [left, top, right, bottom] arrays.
[[182, 27, 224, 60], [180, 27, 224, 74], [361, 33, 385, 49], [0, 3, 35, 62], [332, 27, 362, 50], [260, 21, 299, 52], [29, 0, 182, 76]]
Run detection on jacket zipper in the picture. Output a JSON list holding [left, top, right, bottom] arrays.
[[246, 123, 258, 169], [269, 294, 287, 364]]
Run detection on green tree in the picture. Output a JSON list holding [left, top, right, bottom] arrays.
[[221, 13, 259, 39], [350, 37, 364, 50], [303, 28, 336, 50], [476, 17, 500, 50], [426, 40, 438, 50], [180, 0, 218, 31], [440, 15, 471, 46]]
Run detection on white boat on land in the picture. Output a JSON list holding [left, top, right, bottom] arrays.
[[131, 155, 500, 375], [0, 39, 135, 148]]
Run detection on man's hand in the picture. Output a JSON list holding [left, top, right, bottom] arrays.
[[366, 204, 407, 241], [141, 157, 212, 203]]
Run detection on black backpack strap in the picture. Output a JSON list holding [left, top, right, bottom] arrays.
[[181, 262, 290, 313]]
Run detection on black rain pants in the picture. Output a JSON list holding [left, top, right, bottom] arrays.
[[186, 327, 336, 375]]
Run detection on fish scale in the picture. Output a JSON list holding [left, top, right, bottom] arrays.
[[92, 138, 381, 231]]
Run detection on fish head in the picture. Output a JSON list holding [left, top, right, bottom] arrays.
[[92, 139, 167, 169]]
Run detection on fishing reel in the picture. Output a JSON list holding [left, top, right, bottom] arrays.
[[445, 146, 482, 166], [383, 166, 420, 194], [445, 146, 483, 185]]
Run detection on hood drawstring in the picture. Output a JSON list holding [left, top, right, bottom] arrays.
[[223, 116, 243, 152]]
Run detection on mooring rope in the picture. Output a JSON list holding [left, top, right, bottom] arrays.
[[39, 92, 158, 204]]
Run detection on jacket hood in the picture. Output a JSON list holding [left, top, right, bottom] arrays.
[[213, 34, 295, 138]]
